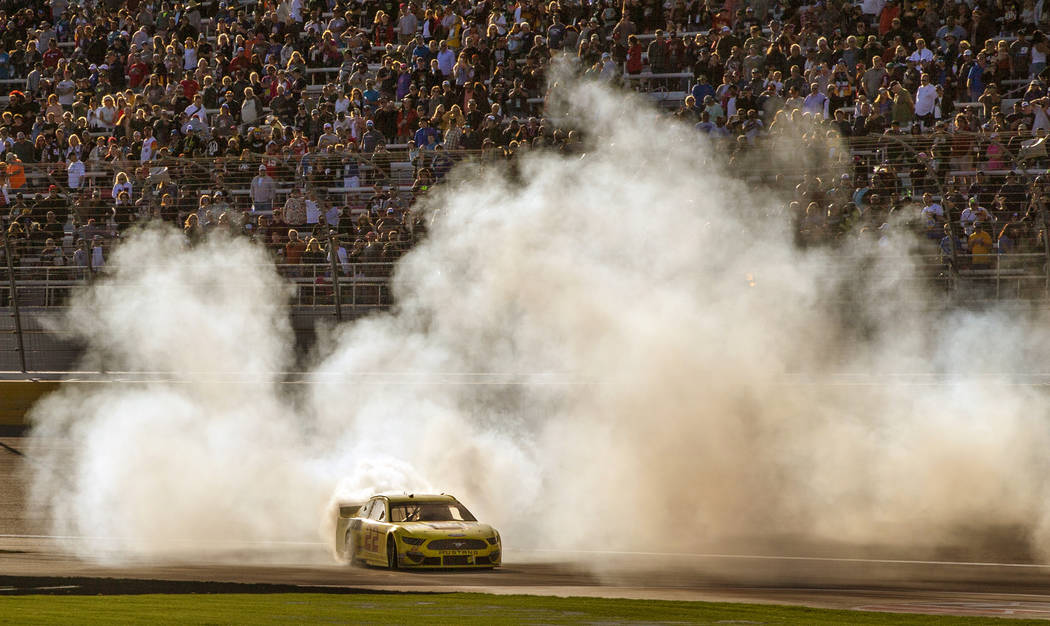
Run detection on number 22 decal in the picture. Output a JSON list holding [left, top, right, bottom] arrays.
[[363, 527, 381, 553]]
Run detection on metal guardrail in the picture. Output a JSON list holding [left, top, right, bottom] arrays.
[[3, 251, 1050, 372], [0, 262, 398, 372], [1, 261, 395, 304]]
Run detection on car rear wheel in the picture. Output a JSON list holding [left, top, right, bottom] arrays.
[[344, 530, 357, 566], [387, 536, 399, 570]]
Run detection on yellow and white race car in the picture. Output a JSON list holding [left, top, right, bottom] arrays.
[[341, 493, 501, 569]]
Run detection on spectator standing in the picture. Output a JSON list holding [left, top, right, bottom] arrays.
[[891, 81, 915, 128], [283, 188, 307, 226], [803, 84, 829, 117], [361, 120, 387, 152], [305, 190, 321, 226], [968, 55, 987, 102], [67, 154, 85, 191], [251, 166, 276, 214], [648, 31, 668, 74], [914, 74, 938, 128], [969, 222, 995, 268]]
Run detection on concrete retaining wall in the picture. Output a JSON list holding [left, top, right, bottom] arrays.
[[0, 381, 61, 427]]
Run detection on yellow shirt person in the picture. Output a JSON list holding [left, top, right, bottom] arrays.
[[968, 224, 994, 268]]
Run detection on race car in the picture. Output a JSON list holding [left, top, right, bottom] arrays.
[[340, 493, 501, 569]]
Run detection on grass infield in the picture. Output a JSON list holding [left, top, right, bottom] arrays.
[[0, 592, 1039, 624]]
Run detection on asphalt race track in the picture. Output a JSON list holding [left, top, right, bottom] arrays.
[[5, 437, 1050, 620]]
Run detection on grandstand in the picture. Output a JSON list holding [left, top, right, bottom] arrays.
[[5, 0, 1050, 371]]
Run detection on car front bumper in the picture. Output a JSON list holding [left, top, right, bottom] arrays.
[[398, 548, 501, 568]]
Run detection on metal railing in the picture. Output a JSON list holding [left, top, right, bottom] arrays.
[[4, 250, 1050, 373], [0, 262, 398, 372]]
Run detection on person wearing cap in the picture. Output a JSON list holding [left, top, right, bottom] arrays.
[[935, 16, 966, 49], [250, 166, 276, 215], [599, 52, 617, 81], [360, 119, 386, 153], [317, 122, 339, 148]]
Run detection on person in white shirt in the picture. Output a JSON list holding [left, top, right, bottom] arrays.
[[334, 93, 350, 115], [305, 190, 321, 224], [914, 73, 938, 128], [325, 203, 340, 229], [183, 38, 198, 71], [436, 41, 456, 75], [95, 94, 118, 129], [140, 126, 157, 162], [91, 237, 105, 268], [183, 93, 208, 124], [919, 193, 944, 238], [329, 238, 351, 274], [67, 155, 85, 190], [960, 198, 992, 235], [861, 0, 886, 16], [111, 171, 133, 201], [907, 39, 934, 65], [1031, 97, 1050, 132], [56, 70, 76, 106]]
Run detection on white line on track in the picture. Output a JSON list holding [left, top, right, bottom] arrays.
[[0, 534, 324, 546], [509, 548, 1050, 569], [3, 535, 1050, 570]]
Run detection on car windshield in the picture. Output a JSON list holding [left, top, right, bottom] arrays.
[[390, 501, 477, 523]]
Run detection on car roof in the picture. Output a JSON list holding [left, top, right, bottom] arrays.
[[374, 493, 458, 504]]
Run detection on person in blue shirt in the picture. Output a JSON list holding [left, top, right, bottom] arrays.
[[695, 110, 715, 134], [363, 80, 381, 105], [691, 75, 714, 107], [967, 54, 985, 101], [431, 145, 453, 179], [412, 37, 431, 62], [413, 119, 441, 149]]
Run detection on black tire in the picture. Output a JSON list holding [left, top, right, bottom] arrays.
[[387, 536, 399, 570], [344, 530, 357, 566], [335, 532, 346, 562]]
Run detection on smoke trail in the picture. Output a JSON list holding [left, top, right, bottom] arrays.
[[25, 73, 1050, 565]]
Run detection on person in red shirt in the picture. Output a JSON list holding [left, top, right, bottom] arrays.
[[228, 47, 251, 73], [626, 35, 643, 74], [42, 40, 63, 69], [126, 54, 150, 88], [180, 72, 200, 100], [879, 0, 902, 36]]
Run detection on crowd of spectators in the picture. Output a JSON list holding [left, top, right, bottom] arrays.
[[2, 0, 1050, 287]]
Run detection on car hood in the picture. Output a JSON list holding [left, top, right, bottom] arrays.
[[396, 521, 496, 538]]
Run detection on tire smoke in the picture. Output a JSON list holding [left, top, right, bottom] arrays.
[[26, 77, 1050, 564]]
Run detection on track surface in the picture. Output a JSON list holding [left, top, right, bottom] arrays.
[[5, 437, 1050, 620]]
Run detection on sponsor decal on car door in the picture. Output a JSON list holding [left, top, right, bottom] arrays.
[[362, 499, 388, 561]]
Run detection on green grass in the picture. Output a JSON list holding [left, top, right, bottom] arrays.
[[0, 592, 1037, 624]]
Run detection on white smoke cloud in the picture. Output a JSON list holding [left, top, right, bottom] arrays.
[[25, 74, 1050, 565]]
